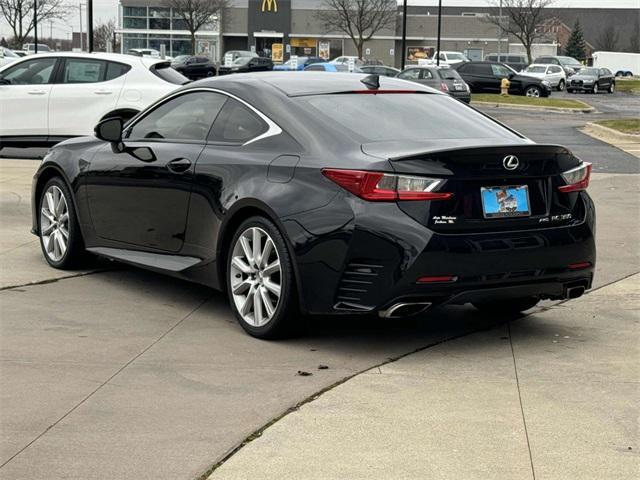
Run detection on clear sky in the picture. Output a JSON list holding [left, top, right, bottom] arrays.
[[1, 0, 638, 44]]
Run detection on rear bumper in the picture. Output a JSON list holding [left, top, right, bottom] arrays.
[[286, 192, 595, 315]]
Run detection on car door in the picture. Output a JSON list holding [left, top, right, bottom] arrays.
[[84, 90, 227, 252], [48, 57, 128, 137], [598, 68, 611, 89], [0, 56, 58, 137], [549, 65, 563, 86]]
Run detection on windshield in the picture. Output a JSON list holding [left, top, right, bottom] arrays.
[[525, 66, 547, 73], [580, 68, 599, 76], [173, 55, 189, 64], [438, 68, 462, 80], [1, 47, 18, 58], [233, 57, 252, 66], [446, 53, 468, 61], [295, 93, 515, 142], [558, 56, 581, 66]]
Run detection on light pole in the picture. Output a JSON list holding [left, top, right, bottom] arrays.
[[34, 0, 38, 53], [400, 0, 407, 70], [497, 0, 503, 57], [79, 2, 83, 51], [436, 0, 442, 66], [87, 0, 93, 52]]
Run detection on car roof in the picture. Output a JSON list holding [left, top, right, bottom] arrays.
[[192, 71, 441, 97], [0, 51, 167, 70]]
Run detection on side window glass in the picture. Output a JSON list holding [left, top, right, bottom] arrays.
[[105, 62, 131, 81], [421, 69, 433, 79], [399, 69, 420, 80], [491, 64, 510, 77], [63, 59, 107, 83], [128, 91, 227, 141], [209, 98, 268, 144], [0, 57, 57, 85]]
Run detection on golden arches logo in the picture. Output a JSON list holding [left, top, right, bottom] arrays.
[[262, 0, 278, 12]]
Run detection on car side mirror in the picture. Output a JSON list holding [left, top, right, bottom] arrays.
[[95, 117, 123, 144], [508, 72, 515, 79], [0, 75, 8, 85]]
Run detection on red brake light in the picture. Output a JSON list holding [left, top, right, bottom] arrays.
[[558, 162, 591, 193], [440, 82, 449, 92], [416, 275, 458, 284], [568, 261, 592, 270], [322, 169, 452, 202]]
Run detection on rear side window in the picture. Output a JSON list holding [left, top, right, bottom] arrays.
[[438, 68, 462, 80], [507, 56, 522, 63], [105, 62, 131, 81], [305, 65, 325, 71], [0, 57, 57, 84], [398, 69, 421, 80], [150, 62, 189, 84], [209, 98, 268, 144], [465, 63, 491, 75], [128, 91, 226, 141], [295, 93, 517, 142], [62, 59, 106, 83], [485, 55, 497, 61]]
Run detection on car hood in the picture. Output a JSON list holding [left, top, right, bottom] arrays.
[[570, 74, 597, 80], [513, 73, 543, 83], [521, 71, 546, 78]]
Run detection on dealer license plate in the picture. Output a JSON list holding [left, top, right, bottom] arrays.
[[480, 185, 531, 218]]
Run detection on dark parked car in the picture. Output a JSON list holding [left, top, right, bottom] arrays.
[[218, 56, 273, 75], [567, 67, 615, 94], [484, 53, 528, 72], [533, 56, 583, 76], [32, 73, 595, 339], [397, 66, 470, 103], [171, 55, 216, 79], [360, 65, 400, 77], [454, 61, 552, 97]]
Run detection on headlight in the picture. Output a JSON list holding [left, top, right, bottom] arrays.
[[542, 80, 551, 86]]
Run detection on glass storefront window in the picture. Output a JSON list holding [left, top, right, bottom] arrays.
[[123, 17, 147, 29], [149, 7, 170, 17], [172, 38, 192, 56], [123, 6, 146, 17], [149, 35, 170, 52], [150, 18, 170, 30], [172, 18, 189, 30], [123, 34, 148, 51]]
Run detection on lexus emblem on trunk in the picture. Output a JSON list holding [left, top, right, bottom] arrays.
[[503, 155, 520, 170]]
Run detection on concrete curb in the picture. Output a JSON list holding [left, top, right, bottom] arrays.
[[584, 122, 640, 143], [471, 100, 595, 114]]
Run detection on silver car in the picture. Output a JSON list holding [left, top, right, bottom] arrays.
[[521, 64, 567, 91]]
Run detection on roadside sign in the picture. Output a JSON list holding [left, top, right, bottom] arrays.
[[319, 41, 330, 60], [347, 57, 355, 72], [224, 53, 233, 66], [272, 43, 283, 63], [290, 55, 298, 70], [286, 44, 291, 53], [365, 48, 371, 56]]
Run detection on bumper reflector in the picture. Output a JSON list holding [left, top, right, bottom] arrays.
[[416, 275, 458, 284], [568, 262, 592, 270]]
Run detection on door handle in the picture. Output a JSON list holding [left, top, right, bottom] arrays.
[[28, 90, 46, 95], [167, 157, 192, 173], [94, 89, 112, 95]]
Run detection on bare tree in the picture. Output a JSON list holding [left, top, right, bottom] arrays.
[[316, 0, 396, 60], [595, 23, 619, 52], [163, 0, 227, 55], [0, 0, 69, 48], [484, 0, 554, 64], [93, 20, 118, 53]]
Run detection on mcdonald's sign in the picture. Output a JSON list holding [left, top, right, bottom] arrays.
[[262, 0, 278, 12]]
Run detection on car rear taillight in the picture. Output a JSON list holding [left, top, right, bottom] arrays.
[[322, 169, 453, 202], [558, 162, 591, 193], [440, 82, 449, 92]]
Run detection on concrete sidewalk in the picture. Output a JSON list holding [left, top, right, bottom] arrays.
[[210, 274, 639, 480]]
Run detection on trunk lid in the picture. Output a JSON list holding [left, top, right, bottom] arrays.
[[363, 141, 584, 233]]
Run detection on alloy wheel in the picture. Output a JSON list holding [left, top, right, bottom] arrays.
[[525, 87, 541, 97], [230, 227, 282, 327], [40, 185, 69, 262], [558, 80, 565, 91]]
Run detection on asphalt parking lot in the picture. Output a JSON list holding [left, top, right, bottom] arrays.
[[1, 92, 638, 479]]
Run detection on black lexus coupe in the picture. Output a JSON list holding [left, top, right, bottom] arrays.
[[31, 72, 596, 338]]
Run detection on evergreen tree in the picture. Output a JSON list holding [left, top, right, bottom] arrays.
[[565, 19, 586, 60]]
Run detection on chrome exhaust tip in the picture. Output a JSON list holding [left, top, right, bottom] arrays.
[[379, 302, 432, 319], [566, 286, 585, 299]]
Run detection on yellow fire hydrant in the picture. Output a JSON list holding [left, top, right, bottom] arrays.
[[501, 77, 510, 96]]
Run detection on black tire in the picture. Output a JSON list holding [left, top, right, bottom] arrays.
[[608, 82, 615, 94], [524, 85, 541, 97], [557, 79, 565, 91], [473, 297, 539, 315], [206, 69, 215, 77], [38, 176, 86, 269], [567, 88, 574, 94], [226, 216, 299, 339], [592, 83, 598, 94]]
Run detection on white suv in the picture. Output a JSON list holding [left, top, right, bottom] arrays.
[[0, 52, 188, 148]]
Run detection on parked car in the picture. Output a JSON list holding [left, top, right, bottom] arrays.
[[433, 51, 469, 65], [0, 52, 188, 147], [23, 43, 52, 54], [397, 66, 470, 103], [360, 65, 400, 77], [218, 56, 273, 75], [484, 53, 528, 72], [454, 61, 552, 97], [171, 55, 216, 79], [273, 56, 326, 71], [32, 72, 595, 339], [0, 47, 20, 67], [223, 50, 257, 63], [330, 56, 364, 67], [533, 55, 583, 76], [567, 67, 615, 94], [12, 50, 27, 57], [304, 63, 362, 72], [521, 64, 567, 91]]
